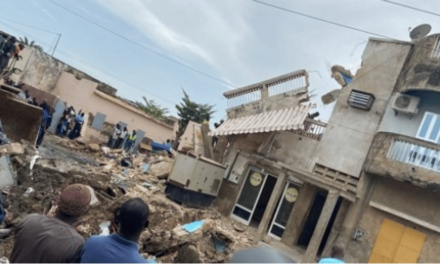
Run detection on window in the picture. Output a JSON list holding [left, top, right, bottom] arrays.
[[416, 112, 440, 144], [347, 89, 375, 111], [431, 38, 440, 59]]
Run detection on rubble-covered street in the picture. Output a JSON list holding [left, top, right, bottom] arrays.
[[0, 134, 255, 263]]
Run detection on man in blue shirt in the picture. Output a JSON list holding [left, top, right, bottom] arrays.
[[80, 198, 156, 263], [319, 245, 345, 263], [69, 112, 84, 140]]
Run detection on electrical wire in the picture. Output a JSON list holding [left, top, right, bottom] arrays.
[[1, 21, 225, 116], [381, 0, 440, 18], [0, 20, 178, 106], [0, 16, 60, 35], [253, 0, 394, 40], [48, 0, 236, 89]]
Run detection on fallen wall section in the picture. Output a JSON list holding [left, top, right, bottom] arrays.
[[0, 90, 42, 144]]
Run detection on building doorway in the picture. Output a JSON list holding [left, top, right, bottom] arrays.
[[231, 168, 277, 227], [297, 189, 342, 256], [298, 189, 327, 247], [267, 182, 300, 239]]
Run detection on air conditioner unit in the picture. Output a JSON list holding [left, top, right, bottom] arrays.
[[391, 92, 420, 116]]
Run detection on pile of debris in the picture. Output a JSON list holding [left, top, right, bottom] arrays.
[[0, 135, 254, 263]]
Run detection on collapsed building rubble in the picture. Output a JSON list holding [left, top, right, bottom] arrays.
[[0, 134, 254, 263]]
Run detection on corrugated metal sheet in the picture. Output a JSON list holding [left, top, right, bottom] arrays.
[[209, 105, 310, 136]]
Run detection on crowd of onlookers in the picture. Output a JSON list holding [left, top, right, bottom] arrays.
[[107, 124, 137, 152], [55, 106, 84, 140]]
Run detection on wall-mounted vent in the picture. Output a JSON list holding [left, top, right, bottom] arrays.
[[391, 92, 420, 117], [347, 89, 375, 111]]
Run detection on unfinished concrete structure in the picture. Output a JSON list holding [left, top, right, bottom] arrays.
[[211, 34, 440, 262]]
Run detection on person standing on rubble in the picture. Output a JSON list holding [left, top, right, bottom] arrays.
[[124, 130, 137, 152], [69, 112, 85, 139], [10, 184, 92, 263], [36, 101, 52, 148], [80, 198, 156, 263], [116, 126, 128, 149], [108, 124, 121, 148], [0, 37, 24, 75]]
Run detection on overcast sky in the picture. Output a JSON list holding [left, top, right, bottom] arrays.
[[2, 0, 440, 123]]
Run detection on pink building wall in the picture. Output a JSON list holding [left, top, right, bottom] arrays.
[[52, 72, 174, 142]]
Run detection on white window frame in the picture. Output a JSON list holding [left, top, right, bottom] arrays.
[[416, 112, 440, 144]]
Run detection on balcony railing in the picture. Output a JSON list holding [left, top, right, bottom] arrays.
[[365, 132, 440, 190], [224, 70, 309, 109], [292, 118, 327, 141], [387, 138, 440, 173]]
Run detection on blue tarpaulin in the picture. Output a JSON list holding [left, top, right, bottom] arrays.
[[151, 142, 171, 153], [182, 220, 205, 233]]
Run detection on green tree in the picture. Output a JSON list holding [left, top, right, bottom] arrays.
[[175, 89, 215, 137], [19, 36, 43, 52], [136, 96, 174, 125]]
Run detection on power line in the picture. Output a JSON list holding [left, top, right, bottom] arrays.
[[48, 0, 236, 89], [0, 21, 178, 106], [0, 21, 54, 50], [252, 0, 395, 40], [251, 0, 439, 83], [0, 16, 60, 35], [381, 0, 440, 17]]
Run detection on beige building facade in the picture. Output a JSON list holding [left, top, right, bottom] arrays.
[[211, 35, 440, 262]]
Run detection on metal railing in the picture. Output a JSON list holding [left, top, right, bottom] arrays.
[[224, 70, 309, 109], [267, 74, 307, 97], [292, 118, 326, 141], [387, 138, 440, 173], [225, 86, 262, 109]]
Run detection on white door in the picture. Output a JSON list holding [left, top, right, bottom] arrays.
[[231, 168, 270, 225], [268, 182, 300, 240]]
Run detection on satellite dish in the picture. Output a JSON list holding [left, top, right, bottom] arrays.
[[410, 24, 431, 40]]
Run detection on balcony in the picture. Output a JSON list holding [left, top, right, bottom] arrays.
[[224, 70, 309, 118], [364, 132, 440, 191], [292, 118, 327, 141]]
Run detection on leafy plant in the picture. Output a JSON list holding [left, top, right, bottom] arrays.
[[175, 89, 215, 137], [19, 36, 43, 52]]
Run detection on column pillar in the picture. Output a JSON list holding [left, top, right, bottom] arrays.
[[253, 172, 287, 245], [302, 190, 339, 263], [334, 173, 376, 248], [281, 183, 317, 246], [321, 198, 351, 257]]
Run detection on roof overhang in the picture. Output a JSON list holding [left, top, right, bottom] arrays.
[[209, 104, 311, 137]]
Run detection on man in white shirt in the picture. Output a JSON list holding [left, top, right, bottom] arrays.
[[16, 90, 29, 101], [107, 124, 121, 148], [115, 127, 128, 149]]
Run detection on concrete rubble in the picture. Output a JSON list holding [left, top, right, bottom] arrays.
[[0, 134, 254, 263]]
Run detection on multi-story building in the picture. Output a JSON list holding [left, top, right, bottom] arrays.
[[210, 33, 440, 262]]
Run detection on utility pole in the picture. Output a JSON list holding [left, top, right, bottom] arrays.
[[52, 33, 61, 56]]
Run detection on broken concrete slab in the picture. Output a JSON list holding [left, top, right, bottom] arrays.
[[175, 244, 201, 263], [234, 222, 247, 233], [0, 143, 24, 156], [321, 89, 341, 105], [0, 90, 42, 145], [149, 161, 173, 177], [88, 144, 101, 152]]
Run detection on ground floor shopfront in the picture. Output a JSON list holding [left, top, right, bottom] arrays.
[[216, 164, 440, 263], [214, 159, 357, 262]]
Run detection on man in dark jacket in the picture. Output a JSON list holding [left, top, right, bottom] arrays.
[[10, 184, 91, 263]]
